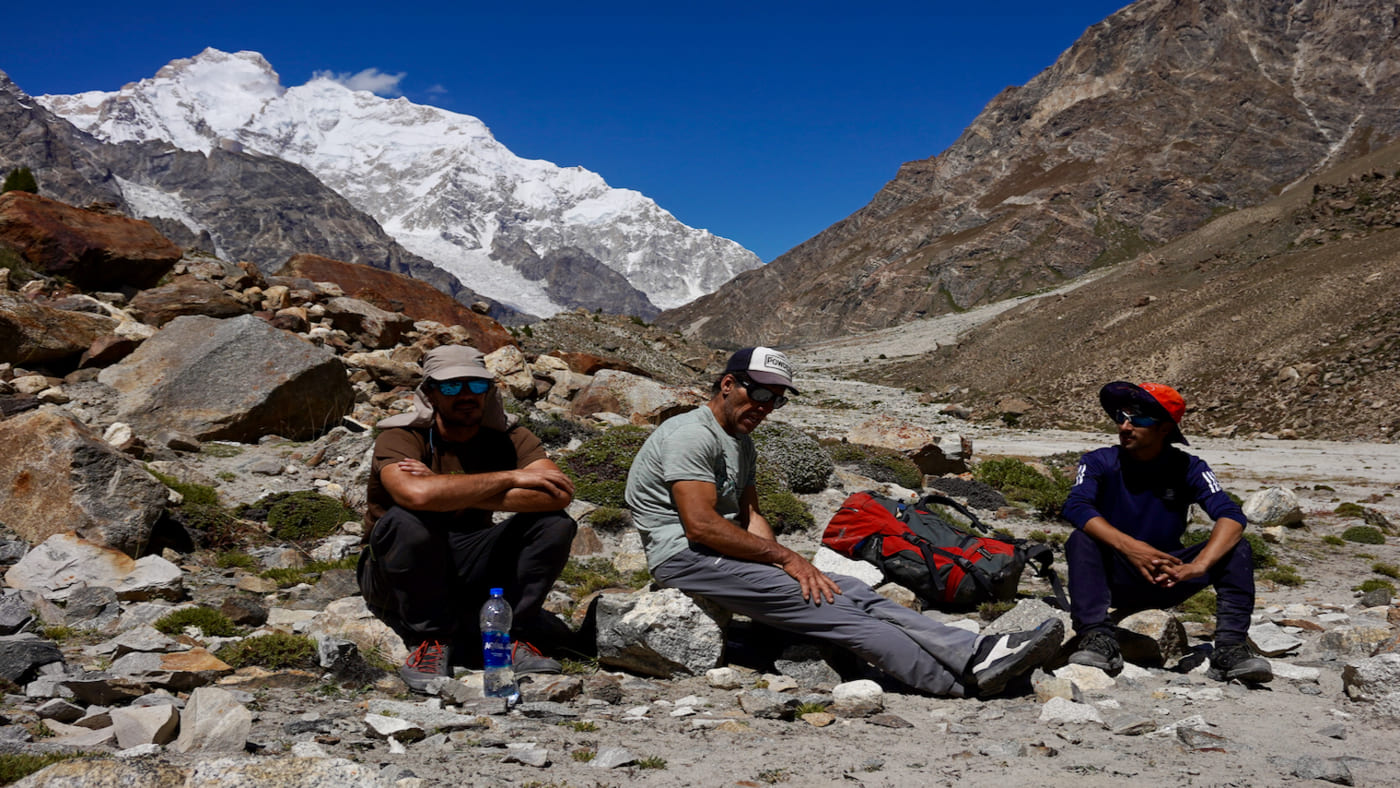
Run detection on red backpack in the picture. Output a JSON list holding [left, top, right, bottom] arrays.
[[822, 490, 1066, 611]]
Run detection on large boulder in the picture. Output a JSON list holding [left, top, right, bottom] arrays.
[[276, 253, 515, 352], [0, 408, 167, 554], [126, 275, 252, 327], [322, 296, 413, 349], [845, 417, 937, 454], [570, 369, 704, 425], [0, 192, 181, 290], [0, 290, 119, 366], [1243, 487, 1304, 527], [595, 588, 727, 678], [5, 532, 183, 601], [1342, 653, 1400, 718], [99, 314, 354, 442]]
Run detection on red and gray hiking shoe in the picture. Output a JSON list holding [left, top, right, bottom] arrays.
[[400, 639, 451, 693], [512, 640, 562, 675]]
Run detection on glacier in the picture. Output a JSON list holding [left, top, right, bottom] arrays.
[[39, 48, 762, 316]]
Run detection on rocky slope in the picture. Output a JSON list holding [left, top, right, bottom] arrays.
[[661, 0, 1400, 346], [39, 49, 763, 318]]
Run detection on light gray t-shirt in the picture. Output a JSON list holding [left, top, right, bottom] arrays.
[[624, 405, 757, 571]]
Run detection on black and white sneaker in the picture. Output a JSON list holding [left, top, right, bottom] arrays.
[[1207, 642, 1272, 684], [1068, 628, 1124, 674], [966, 618, 1065, 697]]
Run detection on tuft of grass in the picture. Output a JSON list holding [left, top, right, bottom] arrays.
[[1354, 578, 1396, 593], [216, 632, 318, 669], [154, 606, 241, 637], [41, 625, 77, 642], [1262, 565, 1304, 587], [216, 471, 237, 482], [1177, 590, 1217, 624], [637, 756, 667, 770], [1322, 535, 1346, 546], [1341, 526, 1385, 545], [146, 468, 220, 506], [794, 701, 828, 716], [1334, 502, 1367, 518], [564, 720, 598, 732], [560, 426, 651, 508], [823, 441, 924, 489], [560, 657, 598, 676], [571, 749, 596, 763], [216, 551, 258, 570], [201, 442, 245, 458], [1372, 562, 1400, 579], [978, 600, 1016, 621], [237, 490, 357, 542], [0, 752, 98, 783], [558, 557, 650, 597], [585, 506, 630, 531], [260, 555, 359, 588]]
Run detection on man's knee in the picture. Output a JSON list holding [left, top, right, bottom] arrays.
[[1065, 529, 1103, 574], [371, 506, 445, 569]]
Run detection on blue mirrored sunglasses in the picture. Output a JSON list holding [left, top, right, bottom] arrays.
[[435, 378, 491, 396], [737, 377, 788, 409], [1112, 408, 1160, 427]]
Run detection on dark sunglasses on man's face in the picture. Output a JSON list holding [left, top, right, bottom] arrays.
[[435, 378, 492, 396], [1112, 408, 1160, 428], [737, 377, 788, 409]]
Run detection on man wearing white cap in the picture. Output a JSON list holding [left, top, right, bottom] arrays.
[[358, 345, 577, 692], [624, 347, 1064, 697]]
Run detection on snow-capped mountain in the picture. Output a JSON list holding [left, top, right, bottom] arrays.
[[40, 49, 761, 317]]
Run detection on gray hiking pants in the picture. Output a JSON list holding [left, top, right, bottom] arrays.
[[653, 546, 980, 697]]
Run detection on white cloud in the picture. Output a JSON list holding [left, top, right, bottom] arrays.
[[425, 84, 448, 95], [312, 67, 407, 97]]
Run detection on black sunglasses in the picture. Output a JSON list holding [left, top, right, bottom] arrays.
[[435, 378, 491, 396], [735, 376, 788, 409]]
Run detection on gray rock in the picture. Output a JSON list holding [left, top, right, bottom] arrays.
[[867, 713, 914, 728], [110, 703, 179, 749], [595, 588, 727, 678], [1248, 621, 1305, 656], [983, 598, 1073, 641], [107, 647, 233, 691], [61, 585, 120, 628], [1342, 653, 1400, 703], [0, 633, 63, 683], [774, 645, 842, 688], [569, 369, 704, 425], [812, 547, 884, 588], [0, 409, 169, 555], [100, 625, 177, 658], [1242, 487, 1304, 527], [1118, 609, 1187, 666], [364, 713, 425, 742], [590, 746, 636, 769], [503, 744, 550, 767], [172, 686, 252, 753], [738, 689, 800, 719], [1358, 588, 1392, 608], [366, 699, 492, 732], [0, 591, 34, 635], [1177, 725, 1230, 750], [1320, 625, 1392, 657], [323, 296, 414, 349], [4, 533, 183, 602], [1292, 756, 1354, 785], [516, 701, 578, 719], [1038, 696, 1104, 725], [35, 698, 84, 724], [1104, 711, 1156, 736], [99, 313, 354, 442], [61, 674, 151, 706]]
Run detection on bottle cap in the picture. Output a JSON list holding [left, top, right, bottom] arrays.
[[489, 587, 504, 596]]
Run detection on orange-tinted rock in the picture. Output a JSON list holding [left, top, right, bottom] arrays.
[[276, 254, 513, 351], [127, 275, 251, 327], [78, 335, 140, 368], [0, 192, 181, 290], [0, 290, 118, 365], [549, 351, 651, 378]]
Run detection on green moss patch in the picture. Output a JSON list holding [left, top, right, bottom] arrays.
[[560, 426, 651, 508]]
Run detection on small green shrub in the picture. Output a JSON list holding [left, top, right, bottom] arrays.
[[216, 632, 318, 669], [565, 720, 599, 732], [1334, 502, 1367, 518], [239, 490, 357, 542], [1027, 529, 1068, 548], [558, 558, 649, 597], [637, 756, 667, 770], [1322, 535, 1346, 546], [1341, 525, 1385, 545], [1372, 562, 1400, 579], [794, 701, 829, 716], [755, 459, 814, 535], [571, 749, 596, 763], [201, 443, 245, 458], [753, 422, 834, 493], [1354, 578, 1396, 593], [972, 457, 1071, 518], [561, 657, 598, 675], [154, 606, 241, 637], [2, 166, 39, 194], [1177, 590, 1217, 623], [173, 502, 251, 551], [1262, 565, 1304, 586], [585, 506, 630, 531], [824, 441, 923, 489], [260, 555, 358, 588], [41, 626, 76, 642], [146, 468, 220, 506], [560, 426, 651, 508]]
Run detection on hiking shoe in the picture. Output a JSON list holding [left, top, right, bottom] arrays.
[[1068, 628, 1124, 674], [399, 639, 451, 693], [967, 618, 1065, 696], [1207, 642, 1273, 684], [512, 640, 562, 675]]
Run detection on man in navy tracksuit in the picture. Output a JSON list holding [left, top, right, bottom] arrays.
[[1061, 381, 1272, 684]]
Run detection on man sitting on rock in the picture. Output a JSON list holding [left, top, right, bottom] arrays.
[[357, 344, 577, 692], [624, 347, 1064, 697], [1063, 381, 1272, 684]]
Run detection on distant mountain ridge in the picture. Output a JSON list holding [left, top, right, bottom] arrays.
[[660, 0, 1400, 346], [39, 49, 762, 318]]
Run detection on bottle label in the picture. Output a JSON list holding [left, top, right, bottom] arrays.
[[482, 630, 512, 670]]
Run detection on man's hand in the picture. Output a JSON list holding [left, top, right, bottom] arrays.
[[512, 466, 575, 498], [778, 552, 842, 605], [1121, 537, 1183, 586], [1159, 560, 1207, 587]]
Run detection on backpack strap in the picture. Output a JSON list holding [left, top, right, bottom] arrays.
[[914, 493, 992, 535], [1018, 541, 1070, 610]]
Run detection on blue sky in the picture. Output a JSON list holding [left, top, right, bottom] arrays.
[[6, 0, 1129, 262]]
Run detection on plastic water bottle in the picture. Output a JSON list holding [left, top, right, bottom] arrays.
[[480, 588, 518, 702]]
